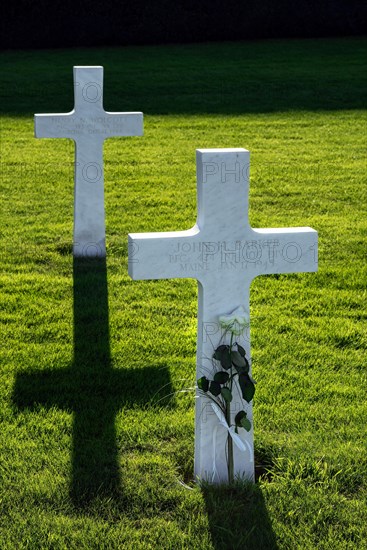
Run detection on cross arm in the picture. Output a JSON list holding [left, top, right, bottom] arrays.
[[104, 112, 143, 137], [35, 111, 143, 140], [34, 112, 75, 139], [128, 227, 200, 280], [249, 226, 318, 276]]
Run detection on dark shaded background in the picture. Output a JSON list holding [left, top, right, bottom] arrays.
[[2, 0, 366, 50]]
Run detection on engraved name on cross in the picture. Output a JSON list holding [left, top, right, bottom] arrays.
[[35, 66, 143, 257], [128, 148, 318, 482]]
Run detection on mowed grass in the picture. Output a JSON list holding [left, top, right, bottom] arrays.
[[0, 37, 366, 549]]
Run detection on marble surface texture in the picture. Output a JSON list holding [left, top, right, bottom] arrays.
[[35, 66, 143, 257], [129, 148, 318, 482]]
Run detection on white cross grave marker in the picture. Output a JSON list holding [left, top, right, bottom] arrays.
[[35, 66, 143, 257], [128, 148, 318, 483]]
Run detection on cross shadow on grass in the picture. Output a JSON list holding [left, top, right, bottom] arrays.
[[202, 480, 278, 550], [13, 257, 173, 506], [201, 443, 278, 549]]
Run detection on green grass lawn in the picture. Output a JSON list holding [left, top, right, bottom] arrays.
[[1, 37, 366, 549]]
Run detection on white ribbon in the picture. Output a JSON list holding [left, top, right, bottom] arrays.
[[211, 402, 249, 452], [210, 402, 253, 482]]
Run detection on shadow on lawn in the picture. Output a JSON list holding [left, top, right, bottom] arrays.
[[13, 257, 172, 505], [202, 481, 278, 550]]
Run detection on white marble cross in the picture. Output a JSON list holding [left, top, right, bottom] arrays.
[[35, 66, 143, 257], [128, 148, 318, 483]]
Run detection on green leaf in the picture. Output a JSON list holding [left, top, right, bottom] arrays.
[[235, 410, 251, 431], [231, 350, 246, 368], [235, 410, 246, 425], [237, 344, 247, 358], [220, 350, 232, 370], [213, 345, 232, 369], [240, 417, 251, 432], [221, 387, 232, 403], [197, 376, 209, 392], [238, 374, 255, 403], [214, 371, 229, 384], [234, 358, 250, 375], [209, 381, 221, 397], [213, 345, 229, 361]]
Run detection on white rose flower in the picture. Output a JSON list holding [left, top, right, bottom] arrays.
[[219, 305, 249, 335]]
